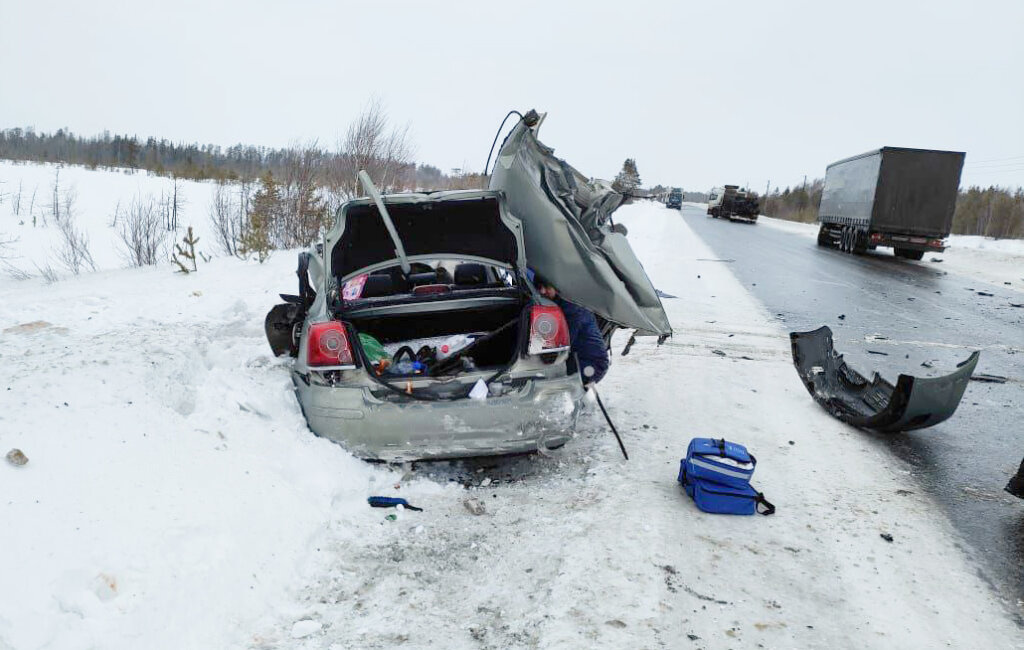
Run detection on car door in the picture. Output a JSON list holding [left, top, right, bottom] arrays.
[[489, 116, 672, 339]]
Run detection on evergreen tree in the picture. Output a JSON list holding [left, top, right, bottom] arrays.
[[239, 172, 278, 263], [612, 158, 642, 194]]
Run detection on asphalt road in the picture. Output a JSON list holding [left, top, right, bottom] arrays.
[[676, 203, 1024, 612]]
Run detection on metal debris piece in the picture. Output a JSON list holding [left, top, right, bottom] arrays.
[[790, 326, 978, 433], [5, 449, 28, 466], [970, 374, 1008, 384]]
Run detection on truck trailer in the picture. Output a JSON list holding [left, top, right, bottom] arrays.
[[817, 147, 965, 259]]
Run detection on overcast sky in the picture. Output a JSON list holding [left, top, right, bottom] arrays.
[[2, 0, 1022, 192]]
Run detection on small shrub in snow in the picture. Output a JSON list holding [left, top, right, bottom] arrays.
[[171, 226, 200, 274], [118, 195, 168, 267], [54, 202, 97, 275]]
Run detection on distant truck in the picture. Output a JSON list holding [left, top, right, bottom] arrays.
[[666, 188, 683, 210], [707, 185, 759, 222], [817, 147, 965, 259]]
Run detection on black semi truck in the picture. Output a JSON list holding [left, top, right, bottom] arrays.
[[817, 147, 965, 259]]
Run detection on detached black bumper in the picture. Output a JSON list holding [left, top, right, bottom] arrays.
[[790, 326, 978, 432]]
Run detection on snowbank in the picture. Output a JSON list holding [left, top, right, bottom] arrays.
[[1, 195, 1019, 649]]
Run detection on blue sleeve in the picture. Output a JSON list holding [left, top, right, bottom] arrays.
[[558, 300, 610, 384]]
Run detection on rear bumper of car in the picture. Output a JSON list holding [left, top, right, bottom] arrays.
[[294, 372, 586, 461]]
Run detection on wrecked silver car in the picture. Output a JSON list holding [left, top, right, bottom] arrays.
[[265, 110, 671, 461]]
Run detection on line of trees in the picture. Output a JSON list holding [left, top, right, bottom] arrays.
[[0, 100, 482, 193]]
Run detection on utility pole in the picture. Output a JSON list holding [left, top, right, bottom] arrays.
[[803, 175, 807, 190], [765, 179, 770, 198]]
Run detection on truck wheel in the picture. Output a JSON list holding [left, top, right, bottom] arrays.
[[840, 227, 850, 252], [852, 231, 867, 255], [817, 225, 829, 247]]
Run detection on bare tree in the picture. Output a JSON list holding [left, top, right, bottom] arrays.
[[54, 212, 96, 275], [29, 185, 37, 226], [12, 180, 22, 216], [279, 144, 328, 248], [171, 175, 185, 231], [209, 181, 241, 256], [327, 98, 415, 203], [117, 195, 168, 266]]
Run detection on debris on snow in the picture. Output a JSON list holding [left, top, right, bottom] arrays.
[[880, 533, 894, 543], [5, 449, 28, 466], [463, 498, 486, 516], [971, 374, 1008, 384]]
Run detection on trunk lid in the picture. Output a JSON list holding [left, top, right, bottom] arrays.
[[488, 115, 672, 338], [329, 191, 524, 280]]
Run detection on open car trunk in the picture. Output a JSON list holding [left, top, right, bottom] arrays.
[[346, 299, 525, 378]]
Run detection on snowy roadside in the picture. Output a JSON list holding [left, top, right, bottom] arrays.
[[759, 215, 1024, 294], [255, 202, 1022, 648], [1, 201, 1020, 649]]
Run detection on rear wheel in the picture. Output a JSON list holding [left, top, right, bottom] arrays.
[[817, 225, 829, 247]]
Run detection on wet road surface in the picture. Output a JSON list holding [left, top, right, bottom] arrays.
[[677, 204, 1024, 613]]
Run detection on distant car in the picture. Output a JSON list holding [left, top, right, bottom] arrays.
[[707, 185, 759, 223], [666, 188, 683, 210], [265, 110, 671, 462]]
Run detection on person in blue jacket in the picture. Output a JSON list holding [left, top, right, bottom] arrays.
[[530, 271, 610, 386]]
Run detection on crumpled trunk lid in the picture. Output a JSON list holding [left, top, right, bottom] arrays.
[[489, 116, 672, 338]]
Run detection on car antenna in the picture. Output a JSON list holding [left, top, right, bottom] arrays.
[[358, 170, 411, 276]]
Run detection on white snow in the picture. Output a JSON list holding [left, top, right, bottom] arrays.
[[0, 160, 217, 276], [1, 170, 1021, 649], [759, 214, 1024, 294]]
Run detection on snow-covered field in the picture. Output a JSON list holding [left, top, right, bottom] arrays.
[[1, 168, 1022, 649], [759, 215, 1024, 293], [0, 160, 216, 276]]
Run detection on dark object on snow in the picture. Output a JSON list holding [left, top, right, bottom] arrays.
[[789, 326, 979, 432], [367, 496, 423, 512], [5, 448, 28, 466], [971, 374, 1008, 384], [837, 314, 846, 320], [1010, 303, 1024, 309], [655, 289, 677, 299], [593, 387, 629, 460], [867, 350, 889, 356], [1005, 458, 1024, 500], [977, 291, 994, 297], [880, 533, 894, 542]]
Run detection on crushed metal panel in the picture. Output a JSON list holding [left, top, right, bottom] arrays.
[[790, 326, 978, 432], [488, 114, 672, 338]]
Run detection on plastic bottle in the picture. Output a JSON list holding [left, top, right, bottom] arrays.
[[436, 334, 476, 360]]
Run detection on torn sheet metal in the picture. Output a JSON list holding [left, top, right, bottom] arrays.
[[488, 111, 672, 338], [790, 326, 979, 432]]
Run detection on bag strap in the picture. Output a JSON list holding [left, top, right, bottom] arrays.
[[755, 492, 775, 516], [716, 438, 726, 456]]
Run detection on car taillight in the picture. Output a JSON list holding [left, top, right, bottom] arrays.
[[870, 232, 883, 243], [529, 305, 570, 355], [307, 321, 354, 367]]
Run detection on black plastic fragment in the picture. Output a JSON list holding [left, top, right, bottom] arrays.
[[789, 326, 979, 433]]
